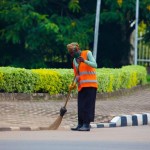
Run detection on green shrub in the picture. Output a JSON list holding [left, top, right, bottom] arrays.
[[0, 71, 4, 91], [0, 65, 147, 94], [97, 69, 113, 92], [96, 65, 147, 93], [122, 65, 147, 85], [53, 69, 74, 94], [0, 67, 39, 93], [31, 69, 63, 95], [147, 75, 150, 83]]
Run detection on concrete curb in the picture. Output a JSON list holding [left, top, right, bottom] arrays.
[[0, 127, 43, 131], [0, 84, 150, 101], [1, 113, 150, 131], [90, 113, 150, 128]]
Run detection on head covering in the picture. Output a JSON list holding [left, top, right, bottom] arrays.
[[67, 42, 80, 53]]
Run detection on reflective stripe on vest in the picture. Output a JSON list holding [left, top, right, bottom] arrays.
[[79, 71, 96, 75], [78, 79, 98, 85]]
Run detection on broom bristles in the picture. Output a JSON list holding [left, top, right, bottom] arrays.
[[48, 115, 63, 130]]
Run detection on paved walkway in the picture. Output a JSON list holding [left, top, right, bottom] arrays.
[[0, 85, 150, 130]]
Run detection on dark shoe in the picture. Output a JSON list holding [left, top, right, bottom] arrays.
[[71, 124, 82, 131], [78, 124, 90, 131]]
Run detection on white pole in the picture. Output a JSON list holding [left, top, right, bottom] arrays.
[[93, 0, 101, 61], [134, 0, 139, 65]]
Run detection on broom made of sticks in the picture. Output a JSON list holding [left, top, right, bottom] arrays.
[[48, 75, 76, 130]]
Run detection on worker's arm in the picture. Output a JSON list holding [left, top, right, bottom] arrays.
[[72, 59, 79, 84], [84, 51, 97, 68]]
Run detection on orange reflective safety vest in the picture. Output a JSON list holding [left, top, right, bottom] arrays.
[[73, 50, 98, 91]]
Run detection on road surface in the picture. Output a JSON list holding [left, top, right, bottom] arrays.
[[0, 125, 150, 150]]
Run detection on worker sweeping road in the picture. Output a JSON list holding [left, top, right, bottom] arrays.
[[67, 42, 98, 131]]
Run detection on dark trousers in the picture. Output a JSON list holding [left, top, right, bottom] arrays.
[[77, 87, 97, 125]]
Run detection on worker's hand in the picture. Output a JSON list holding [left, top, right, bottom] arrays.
[[77, 56, 84, 63], [69, 82, 76, 91], [60, 107, 67, 117]]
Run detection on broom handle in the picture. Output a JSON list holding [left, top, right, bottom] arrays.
[[63, 75, 76, 108], [63, 63, 80, 108]]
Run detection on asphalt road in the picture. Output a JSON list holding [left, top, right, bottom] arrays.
[[0, 140, 149, 150], [0, 125, 150, 150]]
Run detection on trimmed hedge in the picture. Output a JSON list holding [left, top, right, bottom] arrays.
[[0, 65, 147, 94], [97, 65, 147, 93], [0, 67, 38, 93], [147, 75, 150, 83], [31, 69, 63, 95]]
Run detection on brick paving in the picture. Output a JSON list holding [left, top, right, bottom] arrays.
[[0, 86, 150, 129]]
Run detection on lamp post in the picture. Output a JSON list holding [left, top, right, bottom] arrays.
[[134, 0, 139, 65], [93, 0, 101, 61]]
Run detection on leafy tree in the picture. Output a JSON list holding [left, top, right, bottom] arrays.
[[0, 0, 94, 68], [0, 0, 150, 68], [0, 0, 61, 68]]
